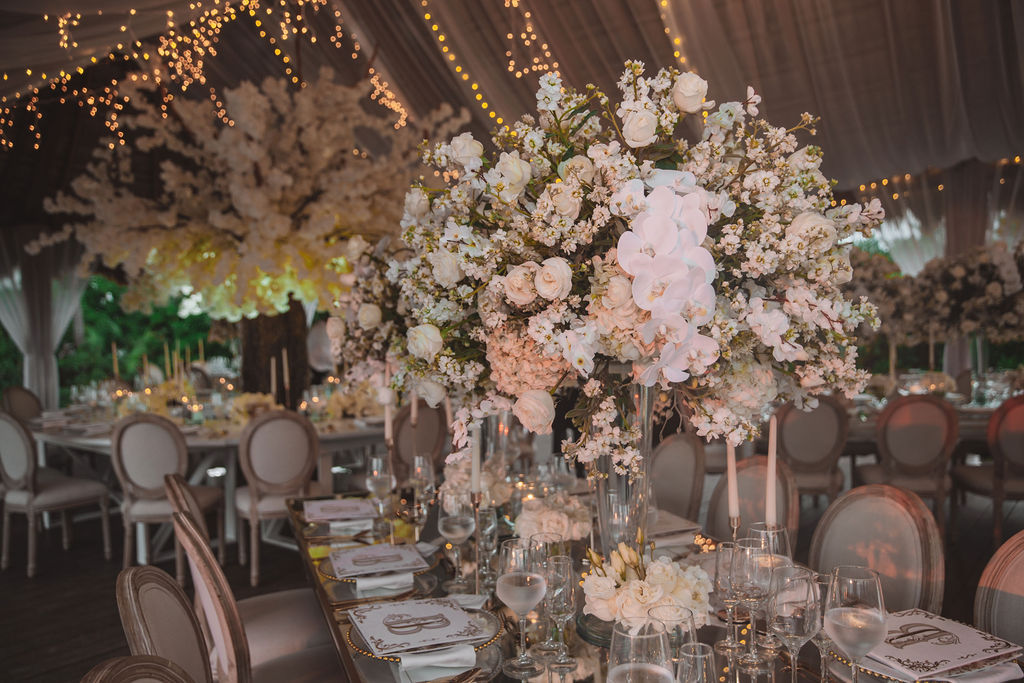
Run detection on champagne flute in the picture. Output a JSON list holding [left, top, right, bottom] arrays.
[[529, 532, 566, 659], [608, 620, 674, 683], [438, 490, 476, 594], [824, 566, 887, 683], [365, 455, 393, 518], [497, 538, 547, 679], [476, 506, 499, 589], [748, 522, 793, 655], [812, 572, 834, 682], [676, 642, 717, 683], [713, 541, 743, 656], [545, 555, 578, 678], [768, 566, 820, 683], [648, 604, 696, 676], [732, 537, 772, 672]]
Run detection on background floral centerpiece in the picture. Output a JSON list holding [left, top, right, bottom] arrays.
[[514, 491, 592, 541], [394, 60, 882, 473], [438, 453, 513, 510]]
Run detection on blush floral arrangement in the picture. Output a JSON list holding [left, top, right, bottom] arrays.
[[514, 491, 592, 541]]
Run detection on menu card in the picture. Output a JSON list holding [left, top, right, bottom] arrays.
[[864, 609, 1022, 680], [303, 498, 376, 522], [328, 544, 428, 578], [348, 598, 485, 656]]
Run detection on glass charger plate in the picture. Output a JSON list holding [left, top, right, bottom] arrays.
[[317, 552, 439, 583], [327, 572, 438, 608], [345, 609, 503, 681]]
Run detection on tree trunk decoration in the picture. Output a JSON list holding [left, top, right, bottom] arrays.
[[241, 298, 308, 409]]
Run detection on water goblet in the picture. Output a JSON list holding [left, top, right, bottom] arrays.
[[824, 566, 887, 683], [648, 604, 696, 676], [438, 490, 476, 594], [713, 541, 744, 656], [677, 642, 717, 683], [528, 532, 566, 659], [365, 455, 394, 518], [768, 566, 820, 683], [812, 572, 834, 681], [732, 537, 773, 672], [475, 506, 499, 588], [748, 522, 793, 655], [608, 620, 674, 683], [497, 538, 547, 679], [408, 454, 436, 502], [545, 555, 578, 679]]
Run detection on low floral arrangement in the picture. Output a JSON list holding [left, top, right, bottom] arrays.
[[439, 452, 514, 510], [325, 379, 381, 419], [514, 491, 592, 541], [229, 392, 280, 424], [582, 536, 711, 629]]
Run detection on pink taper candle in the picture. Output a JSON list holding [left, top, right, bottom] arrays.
[[410, 389, 419, 426], [765, 415, 778, 526], [726, 441, 739, 519], [383, 366, 393, 442], [470, 423, 481, 493], [444, 396, 454, 431]]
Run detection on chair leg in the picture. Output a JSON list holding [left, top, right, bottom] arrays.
[[141, 523, 149, 565], [175, 536, 185, 587], [250, 518, 260, 587], [216, 504, 225, 565], [100, 498, 112, 561], [237, 515, 247, 566], [61, 510, 71, 550], [27, 511, 37, 578], [2, 508, 10, 570], [122, 518, 134, 569]]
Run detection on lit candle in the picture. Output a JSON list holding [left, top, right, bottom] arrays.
[[726, 441, 739, 519], [470, 422, 481, 493], [270, 355, 277, 399], [765, 415, 778, 526], [281, 348, 290, 392], [198, 339, 205, 364], [111, 341, 119, 380], [163, 341, 171, 380], [410, 389, 418, 426]]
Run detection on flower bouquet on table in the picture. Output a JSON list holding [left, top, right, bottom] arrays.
[[229, 392, 280, 425], [514, 490, 592, 541], [393, 59, 882, 480], [439, 453, 513, 510], [582, 532, 711, 630]]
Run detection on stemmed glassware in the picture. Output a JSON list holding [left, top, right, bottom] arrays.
[[713, 541, 743, 656], [677, 642, 717, 683], [812, 572, 834, 681], [438, 490, 476, 594], [409, 454, 436, 502], [748, 522, 793, 656], [529, 532, 566, 659], [647, 604, 696, 676], [395, 497, 428, 542], [497, 538, 547, 679], [768, 566, 820, 683], [732, 537, 773, 672], [544, 555, 578, 680], [365, 455, 394, 519], [824, 566, 887, 683], [475, 506, 499, 589], [608, 620, 674, 683]]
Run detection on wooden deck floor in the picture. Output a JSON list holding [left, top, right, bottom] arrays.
[[1, 481, 1020, 682]]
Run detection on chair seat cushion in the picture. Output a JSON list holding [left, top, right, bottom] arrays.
[[3, 473, 107, 510], [952, 464, 1024, 497], [793, 469, 844, 493], [125, 485, 222, 522], [234, 486, 293, 518], [856, 463, 952, 495], [239, 588, 332, 668], [251, 643, 344, 683]]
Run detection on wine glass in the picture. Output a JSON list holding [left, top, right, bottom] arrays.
[[824, 566, 887, 683], [676, 642, 717, 683], [408, 454, 436, 502], [748, 522, 793, 560], [732, 537, 773, 672], [529, 532, 566, 659], [497, 538, 547, 679], [476, 506, 499, 589], [713, 541, 743, 656], [768, 566, 820, 683], [543, 555, 577, 676], [812, 572, 834, 682], [438, 490, 476, 594], [648, 604, 696, 676], [395, 496, 428, 542], [608, 620, 674, 683], [365, 455, 394, 516]]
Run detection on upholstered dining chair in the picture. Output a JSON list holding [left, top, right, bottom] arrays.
[[775, 396, 850, 506], [81, 655, 196, 683], [952, 395, 1024, 544], [112, 413, 224, 584], [855, 394, 958, 535], [392, 398, 448, 477], [0, 412, 110, 577], [236, 409, 318, 587], [2, 386, 42, 422], [706, 456, 800, 548], [975, 528, 1024, 647], [165, 473, 330, 666], [116, 565, 213, 683], [809, 484, 944, 613], [172, 512, 344, 682], [164, 474, 223, 564], [651, 432, 705, 521]]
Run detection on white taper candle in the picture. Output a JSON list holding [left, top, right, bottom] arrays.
[[765, 415, 778, 526], [726, 440, 739, 519]]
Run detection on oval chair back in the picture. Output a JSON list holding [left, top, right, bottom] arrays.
[[775, 396, 849, 474], [0, 412, 35, 493], [706, 455, 799, 547], [112, 414, 188, 501], [238, 410, 317, 498], [990, 395, 1024, 479], [876, 394, 957, 476], [975, 528, 1024, 647], [809, 484, 944, 613], [2, 386, 42, 422], [651, 432, 705, 521], [393, 399, 447, 477], [116, 566, 213, 683], [164, 474, 211, 541]]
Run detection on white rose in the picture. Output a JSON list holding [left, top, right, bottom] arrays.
[[417, 378, 445, 408], [609, 178, 647, 217], [505, 261, 540, 306], [535, 508, 571, 538], [407, 324, 443, 361], [450, 132, 483, 170], [548, 183, 582, 219], [345, 235, 369, 262], [581, 573, 619, 622], [428, 249, 463, 288], [558, 155, 595, 184], [513, 390, 555, 434], [613, 580, 667, 627], [357, 303, 382, 330], [786, 212, 837, 253], [672, 72, 708, 114], [325, 316, 346, 342], [535, 257, 573, 300], [404, 188, 430, 218], [494, 151, 532, 200], [603, 275, 633, 309], [620, 109, 659, 148]]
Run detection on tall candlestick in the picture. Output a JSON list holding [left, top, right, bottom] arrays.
[[185, 347, 191, 371], [765, 415, 778, 526], [198, 339, 205, 364], [470, 423, 481, 493], [444, 396, 453, 432], [142, 353, 149, 385], [928, 331, 935, 371], [111, 342, 119, 380], [270, 356, 277, 399], [726, 441, 739, 519], [410, 390, 418, 426], [163, 341, 171, 380], [383, 366, 393, 442], [172, 350, 179, 384], [888, 340, 897, 380]]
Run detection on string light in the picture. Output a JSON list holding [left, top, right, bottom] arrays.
[[656, 0, 693, 69], [501, 1, 558, 82]]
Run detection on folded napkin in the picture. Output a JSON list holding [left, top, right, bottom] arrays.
[[445, 594, 489, 610], [832, 660, 1023, 683], [328, 518, 374, 536], [416, 540, 442, 556], [398, 644, 476, 683], [354, 572, 414, 594]]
